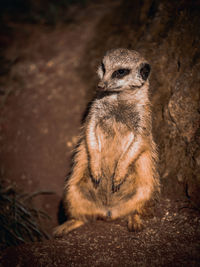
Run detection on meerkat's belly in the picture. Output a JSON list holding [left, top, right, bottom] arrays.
[[97, 122, 131, 173], [100, 134, 126, 176], [94, 122, 135, 206]]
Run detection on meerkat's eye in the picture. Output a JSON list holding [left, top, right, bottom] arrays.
[[101, 62, 106, 75], [140, 63, 151, 81], [111, 68, 130, 79]]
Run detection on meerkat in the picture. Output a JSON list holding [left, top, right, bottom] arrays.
[[54, 48, 160, 236]]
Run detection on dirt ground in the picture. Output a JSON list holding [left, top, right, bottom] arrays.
[[1, 197, 200, 266], [0, 0, 200, 266]]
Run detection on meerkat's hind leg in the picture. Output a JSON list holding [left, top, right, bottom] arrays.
[[53, 219, 85, 237], [127, 211, 143, 232]]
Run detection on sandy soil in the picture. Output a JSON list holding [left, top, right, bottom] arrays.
[[1, 197, 200, 266]]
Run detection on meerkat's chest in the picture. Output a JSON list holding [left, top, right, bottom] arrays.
[[95, 100, 140, 134]]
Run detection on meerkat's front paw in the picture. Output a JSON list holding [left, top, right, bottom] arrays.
[[112, 176, 124, 192], [112, 168, 127, 192], [112, 173, 126, 193], [90, 167, 102, 187], [91, 174, 101, 187], [112, 181, 122, 193]]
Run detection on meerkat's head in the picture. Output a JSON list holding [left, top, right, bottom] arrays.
[[97, 48, 150, 91]]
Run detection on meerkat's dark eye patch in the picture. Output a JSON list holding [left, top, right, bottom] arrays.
[[112, 68, 130, 79], [101, 62, 106, 75], [140, 63, 151, 81]]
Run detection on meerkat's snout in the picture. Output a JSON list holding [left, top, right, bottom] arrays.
[[98, 80, 108, 89]]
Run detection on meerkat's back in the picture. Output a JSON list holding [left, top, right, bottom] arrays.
[[54, 48, 159, 236]]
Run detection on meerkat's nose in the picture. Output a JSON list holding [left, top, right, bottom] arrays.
[[98, 81, 107, 89]]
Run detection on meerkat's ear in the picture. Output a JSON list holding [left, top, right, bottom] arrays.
[[139, 63, 151, 81]]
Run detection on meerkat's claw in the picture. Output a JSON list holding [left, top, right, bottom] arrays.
[[91, 176, 101, 188], [112, 180, 123, 193], [112, 183, 120, 193], [89, 166, 101, 187]]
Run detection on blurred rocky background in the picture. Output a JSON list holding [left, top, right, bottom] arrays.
[[0, 0, 199, 265]]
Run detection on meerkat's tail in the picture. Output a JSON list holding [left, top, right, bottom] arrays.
[[53, 219, 85, 237]]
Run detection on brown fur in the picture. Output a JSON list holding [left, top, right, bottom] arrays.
[[54, 48, 160, 236]]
